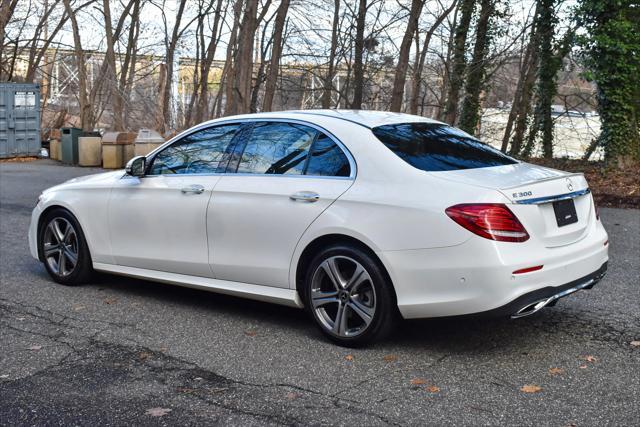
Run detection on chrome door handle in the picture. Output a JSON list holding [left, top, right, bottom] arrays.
[[181, 184, 205, 194], [290, 191, 320, 203]]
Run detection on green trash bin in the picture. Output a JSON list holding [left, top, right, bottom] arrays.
[[60, 127, 82, 165]]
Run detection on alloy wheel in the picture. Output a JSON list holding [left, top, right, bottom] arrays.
[[310, 255, 377, 338], [43, 217, 79, 277]]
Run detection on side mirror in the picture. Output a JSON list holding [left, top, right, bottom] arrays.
[[125, 156, 146, 177]]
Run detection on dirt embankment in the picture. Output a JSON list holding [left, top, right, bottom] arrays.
[[528, 158, 640, 209]]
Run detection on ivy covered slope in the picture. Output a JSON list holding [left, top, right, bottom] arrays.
[[576, 0, 640, 167]]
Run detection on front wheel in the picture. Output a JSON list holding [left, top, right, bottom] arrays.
[[303, 244, 397, 346], [39, 208, 93, 285]]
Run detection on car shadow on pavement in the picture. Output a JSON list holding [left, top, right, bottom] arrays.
[[55, 270, 568, 352]]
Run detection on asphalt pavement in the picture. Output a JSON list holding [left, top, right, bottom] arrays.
[[1, 159, 639, 425]]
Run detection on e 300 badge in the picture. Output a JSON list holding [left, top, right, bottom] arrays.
[[512, 191, 533, 198]]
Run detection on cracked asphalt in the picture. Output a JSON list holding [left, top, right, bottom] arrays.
[[1, 159, 639, 426]]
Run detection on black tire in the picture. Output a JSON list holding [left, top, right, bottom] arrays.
[[303, 244, 397, 347], [39, 208, 93, 286]]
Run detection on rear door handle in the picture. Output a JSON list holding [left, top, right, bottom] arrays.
[[290, 191, 320, 203], [181, 184, 205, 194]]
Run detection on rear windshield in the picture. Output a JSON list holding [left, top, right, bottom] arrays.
[[372, 123, 517, 171]]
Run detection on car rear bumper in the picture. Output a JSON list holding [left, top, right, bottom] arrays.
[[381, 220, 609, 319], [483, 261, 606, 318]]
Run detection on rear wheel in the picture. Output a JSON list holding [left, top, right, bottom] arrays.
[[40, 209, 93, 285], [304, 244, 396, 346]]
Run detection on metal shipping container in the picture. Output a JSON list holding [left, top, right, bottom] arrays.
[[0, 82, 41, 158]]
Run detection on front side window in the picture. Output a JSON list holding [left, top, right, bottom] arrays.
[[372, 123, 517, 172], [236, 122, 316, 175], [149, 124, 242, 175]]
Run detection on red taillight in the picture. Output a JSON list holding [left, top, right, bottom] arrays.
[[445, 203, 530, 243]]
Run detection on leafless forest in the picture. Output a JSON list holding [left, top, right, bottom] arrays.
[[0, 0, 621, 159]]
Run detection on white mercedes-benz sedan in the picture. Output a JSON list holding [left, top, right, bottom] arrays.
[[29, 110, 609, 345]]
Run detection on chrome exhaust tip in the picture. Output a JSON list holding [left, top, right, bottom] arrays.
[[511, 277, 597, 319], [511, 297, 553, 318]]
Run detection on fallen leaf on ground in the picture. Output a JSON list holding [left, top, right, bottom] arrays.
[[578, 365, 588, 369], [383, 355, 398, 362], [583, 355, 597, 363], [104, 298, 117, 305], [28, 345, 42, 351], [520, 384, 542, 393], [410, 378, 426, 385], [426, 385, 440, 393], [244, 330, 257, 337], [344, 354, 354, 361], [145, 407, 171, 417], [548, 367, 564, 375], [138, 351, 152, 361], [73, 305, 85, 311], [286, 392, 300, 400], [630, 341, 640, 347], [0, 156, 38, 163]]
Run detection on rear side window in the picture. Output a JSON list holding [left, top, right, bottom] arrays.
[[149, 124, 241, 175], [305, 133, 351, 177], [237, 122, 315, 175], [372, 123, 517, 171]]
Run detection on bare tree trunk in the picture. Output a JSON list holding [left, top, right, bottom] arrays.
[[408, 1, 457, 115], [155, 63, 167, 131], [508, 49, 538, 155], [83, 0, 135, 129], [250, 19, 273, 113], [24, 0, 71, 82], [390, 0, 424, 112], [121, 0, 141, 129], [501, 43, 533, 152], [0, 0, 19, 79], [103, 0, 125, 131], [262, 0, 290, 112], [458, 0, 495, 134], [501, 11, 538, 152], [184, 7, 207, 127], [321, 0, 341, 108], [62, 0, 94, 131], [160, 0, 188, 133], [223, 0, 245, 115], [442, 0, 475, 125], [227, 0, 260, 115], [524, 0, 572, 158], [195, 0, 225, 123], [350, 0, 367, 109]]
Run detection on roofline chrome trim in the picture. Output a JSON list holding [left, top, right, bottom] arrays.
[[515, 188, 591, 205], [286, 111, 374, 129], [286, 111, 446, 130]]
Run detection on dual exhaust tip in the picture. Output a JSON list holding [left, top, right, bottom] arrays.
[[511, 275, 602, 319]]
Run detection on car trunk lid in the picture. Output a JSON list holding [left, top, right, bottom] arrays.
[[432, 163, 594, 247]]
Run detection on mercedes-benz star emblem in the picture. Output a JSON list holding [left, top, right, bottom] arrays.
[[566, 178, 574, 191]]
